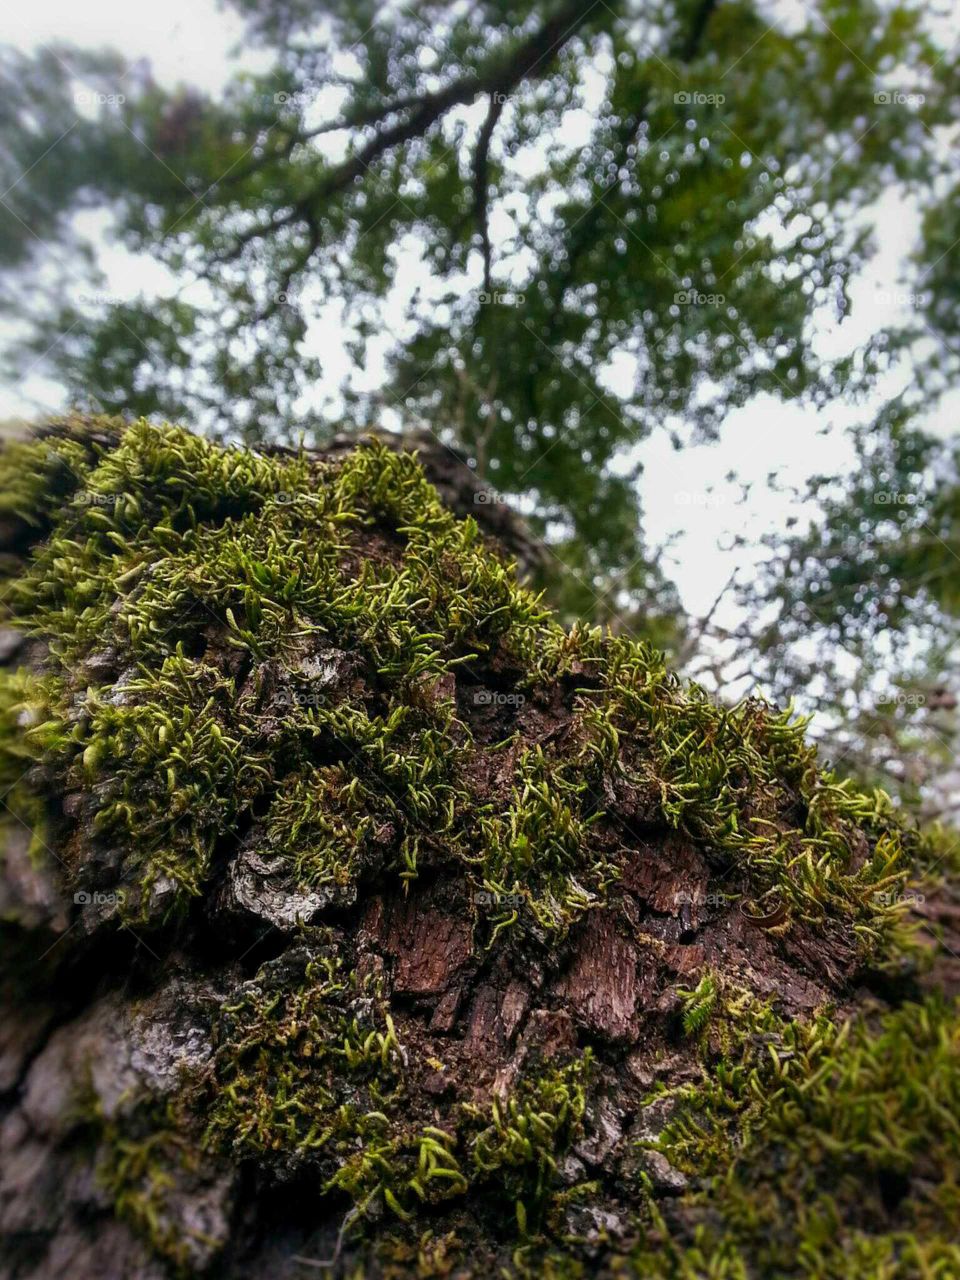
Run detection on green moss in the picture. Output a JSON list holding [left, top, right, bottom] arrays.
[[0, 417, 916, 943], [631, 994, 960, 1278], [0, 669, 64, 871], [80, 654, 271, 909], [379, 1230, 466, 1279], [0, 433, 93, 530], [205, 942, 404, 1161], [204, 937, 590, 1239], [0, 669, 47, 792], [89, 1096, 214, 1276], [263, 765, 379, 891], [677, 971, 719, 1040], [307, 700, 461, 829], [477, 744, 613, 935], [587, 641, 911, 941], [465, 1055, 592, 1231], [2, 418, 954, 1276], [318, 1054, 593, 1238], [326, 1124, 468, 1222], [5, 423, 317, 665]]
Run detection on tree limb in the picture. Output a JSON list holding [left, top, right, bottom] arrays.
[[474, 92, 507, 294], [214, 0, 608, 264]]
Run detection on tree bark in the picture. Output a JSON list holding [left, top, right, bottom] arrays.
[[0, 416, 953, 1279]]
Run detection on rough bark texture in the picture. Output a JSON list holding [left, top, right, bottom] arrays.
[[0, 417, 956, 1280]]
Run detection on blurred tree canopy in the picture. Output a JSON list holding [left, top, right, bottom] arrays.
[[1, 0, 958, 772], [728, 411, 960, 814]]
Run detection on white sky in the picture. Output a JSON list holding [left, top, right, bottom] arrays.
[[1, 0, 953, 634], [0, 2, 260, 94]]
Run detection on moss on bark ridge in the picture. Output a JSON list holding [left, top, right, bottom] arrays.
[[0, 415, 956, 1280]]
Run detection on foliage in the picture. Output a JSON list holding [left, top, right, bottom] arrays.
[[2, 1, 958, 626], [677, 971, 718, 1038], [466, 1055, 590, 1213], [735, 418, 960, 812], [91, 1097, 212, 1275], [204, 935, 585, 1230]]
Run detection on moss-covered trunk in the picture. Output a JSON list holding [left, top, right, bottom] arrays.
[[0, 417, 957, 1279]]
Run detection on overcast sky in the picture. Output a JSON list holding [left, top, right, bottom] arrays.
[[1, 0, 952, 629]]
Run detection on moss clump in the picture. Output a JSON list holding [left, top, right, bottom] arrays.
[[576, 647, 911, 941], [478, 744, 614, 935], [676, 971, 719, 1040], [0, 416, 948, 1278], [88, 1096, 219, 1276], [263, 765, 384, 893], [80, 654, 269, 904], [0, 668, 64, 875], [326, 1125, 468, 1224], [0, 433, 93, 532], [0, 417, 914, 945], [202, 934, 590, 1233], [465, 1055, 592, 1230], [631, 993, 960, 1278], [204, 941, 404, 1161]]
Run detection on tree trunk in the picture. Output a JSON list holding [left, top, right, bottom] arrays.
[[0, 416, 955, 1279]]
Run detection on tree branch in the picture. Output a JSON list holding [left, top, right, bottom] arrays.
[[474, 93, 507, 293], [214, 0, 607, 265]]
